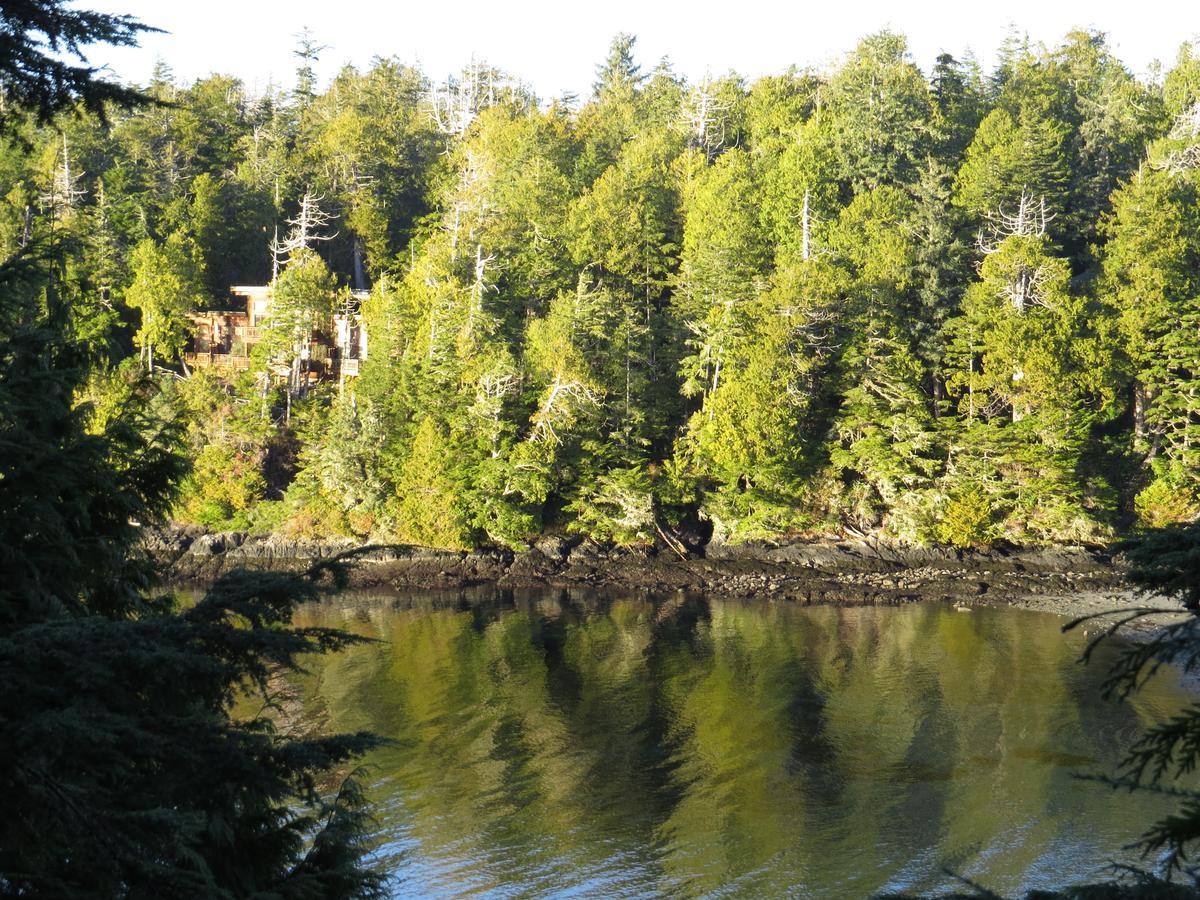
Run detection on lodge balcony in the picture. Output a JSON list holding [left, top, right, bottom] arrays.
[[184, 351, 252, 372]]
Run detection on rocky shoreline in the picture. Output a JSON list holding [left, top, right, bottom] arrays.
[[144, 524, 1168, 617]]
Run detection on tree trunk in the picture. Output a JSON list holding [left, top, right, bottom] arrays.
[[967, 351, 975, 422], [352, 236, 366, 291], [801, 188, 811, 262], [1133, 381, 1148, 450]]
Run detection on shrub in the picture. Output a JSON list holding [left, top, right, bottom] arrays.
[[933, 484, 996, 548], [1135, 477, 1200, 529]]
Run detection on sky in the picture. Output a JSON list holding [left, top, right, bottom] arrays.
[[84, 0, 1200, 99]]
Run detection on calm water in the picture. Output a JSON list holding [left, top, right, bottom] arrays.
[[283, 591, 1193, 897]]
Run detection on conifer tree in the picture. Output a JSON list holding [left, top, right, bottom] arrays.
[[0, 8, 386, 894], [824, 31, 934, 191], [1102, 167, 1200, 522], [124, 232, 206, 370]]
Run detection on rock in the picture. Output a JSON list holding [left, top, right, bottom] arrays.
[[189, 533, 229, 556], [567, 541, 604, 565], [146, 521, 1127, 612], [533, 534, 572, 563]]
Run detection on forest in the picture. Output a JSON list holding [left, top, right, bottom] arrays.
[[8, 6, 1200, 894], [9, 28, 1200, 551]]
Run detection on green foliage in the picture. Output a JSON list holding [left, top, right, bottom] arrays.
[[12, 16, 1200, 884], [954, 105, 1072, 230], [929, 53, 986, 160], [267, 248, 337, 348], [124, 232, 207, 368], [568, 128, 682, 295], [8, 21, 1195, 552], [282, 394, 391, 538], [392, 417, 472, 549], [0, 564, 386, 898], [0, 251, 383, 893], [170, 369, 282, 531], [301, 60, 439, 277], [951, 234, 1080, 422], [755, 119, 839, 269], [1135, 468, 1200, 530], [676, 147, 766, 323], [0, 12, 385, 894], [179, 440, 268, 529], [1102, 167, 1200, 491], [566, 464, 656, 546], [679, 306, 813, 541], [933, 483, 997, 548], [824, 31, 933, 191], [186, 171, 274, 291], [1163, 42, 1200, 118], [0, 318, 182, 625]]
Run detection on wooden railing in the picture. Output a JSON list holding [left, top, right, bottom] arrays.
[[183, 350, 363, 379], [184, 352, 251, 372]]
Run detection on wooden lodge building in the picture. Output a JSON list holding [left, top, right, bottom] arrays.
[[184, 286, 368, 384]]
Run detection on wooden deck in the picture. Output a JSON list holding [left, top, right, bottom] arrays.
[[184, 352, 252, 372]]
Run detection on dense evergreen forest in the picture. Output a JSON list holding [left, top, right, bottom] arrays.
[[7, 6, 1200, 892], [14, 29, 1200, 549]]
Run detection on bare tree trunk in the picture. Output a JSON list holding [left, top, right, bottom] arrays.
[[61, 133, 73, 211], [1133, 381, 1148, 449], [466, 244, 489, 340], [801, 188, 811, 262], [625, 333, 632, 450], [967, 350, 975, 422], [709, 340, 723, 418], [1187, 388, 1195, 456], [352, 235, 366, 291]]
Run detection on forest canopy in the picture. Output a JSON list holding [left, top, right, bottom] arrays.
[[10, 27, 1200, 550]]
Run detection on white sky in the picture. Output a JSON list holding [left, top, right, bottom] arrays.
[[84, 0, 1200, 99]]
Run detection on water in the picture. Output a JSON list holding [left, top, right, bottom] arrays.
[[281, 590, 1194, 897]]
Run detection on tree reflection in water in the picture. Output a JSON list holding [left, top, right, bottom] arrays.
[[287, 592, 1190, 897]]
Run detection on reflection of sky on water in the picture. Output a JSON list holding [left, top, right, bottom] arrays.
[[286, 592, 1194, 897]]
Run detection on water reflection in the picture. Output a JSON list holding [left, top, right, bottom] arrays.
[[287, 592, 1191, 897]]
